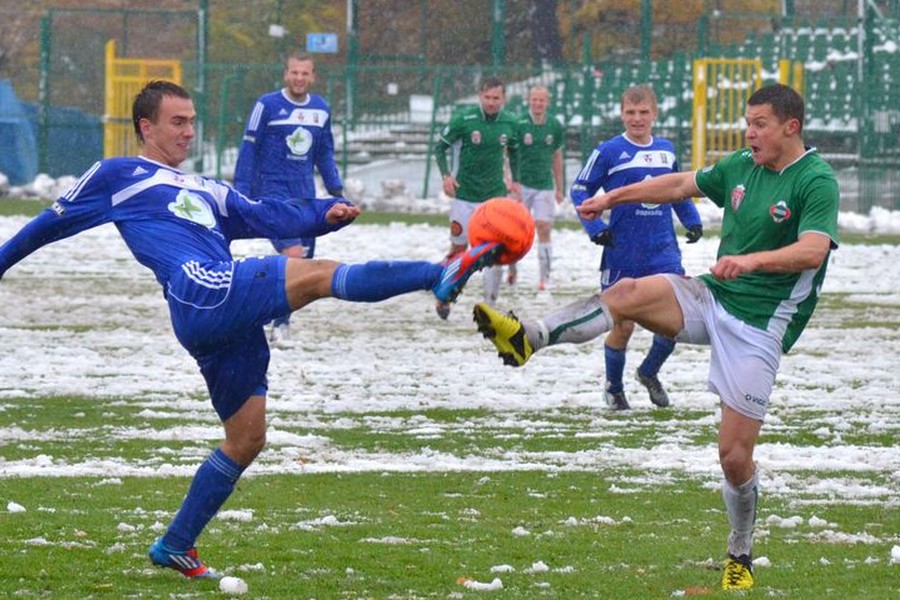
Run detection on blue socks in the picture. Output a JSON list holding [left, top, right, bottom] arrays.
[[331, 261, 443, 302], [604, 344, 627, 393], [162, 448, 245, 550], [638, 334, 676, 378]]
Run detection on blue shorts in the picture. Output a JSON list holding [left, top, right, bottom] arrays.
[[165, 256, 291, 421], [600, 262, 685, 291]]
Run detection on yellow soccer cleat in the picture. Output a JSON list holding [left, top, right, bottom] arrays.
[[472, 302, 533, 367], [721, 554, 754, 591]]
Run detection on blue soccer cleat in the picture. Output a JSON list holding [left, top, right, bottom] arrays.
[[149, 538, 219, 580], [433, 242, 504, 305]]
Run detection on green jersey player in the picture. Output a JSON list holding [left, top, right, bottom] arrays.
[[473, 83, 839, 592], [433, 76, 520, 318], [508, 85, 565, 290]]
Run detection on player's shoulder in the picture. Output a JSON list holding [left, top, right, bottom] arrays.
[[307, 93, 332, 110]]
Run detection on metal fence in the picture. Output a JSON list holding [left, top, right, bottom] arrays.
[[29, 10, 900, 212]]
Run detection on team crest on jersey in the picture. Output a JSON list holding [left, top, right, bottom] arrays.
[[523, 133, 533, 145], [770, 200, 792, 223], [286, 126, 313, 156], [731, 184, 746, 211], [470, 130, 482, 144], [169, 189, 216, 229]]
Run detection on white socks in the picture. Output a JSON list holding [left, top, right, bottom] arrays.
[[723, 470, 759, 557], [527, 293, 613, 349]]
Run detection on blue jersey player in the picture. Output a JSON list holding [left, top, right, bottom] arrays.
[[569, 85, 703, 410], [234, 51, 343, 343], [0, 81, 500, 580]]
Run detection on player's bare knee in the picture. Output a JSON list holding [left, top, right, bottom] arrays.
[[603, 278, 639, 316], [718, 447, 752, 485]]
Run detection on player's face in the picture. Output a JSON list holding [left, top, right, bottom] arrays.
[[139, 95, 195, 167], [284, 58, 315, 101], [744, 103, 799, 169], [528, 88, 550, 119], [479, 85, 506, 116], [621, 100, 656, 144]]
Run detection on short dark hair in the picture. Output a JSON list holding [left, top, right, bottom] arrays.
[[480, 76, 505, 92], [748, 83, 805, 133], [132, 80, 191, 142]]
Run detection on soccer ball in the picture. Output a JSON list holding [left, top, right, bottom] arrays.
[[467, 197, 535, 265]]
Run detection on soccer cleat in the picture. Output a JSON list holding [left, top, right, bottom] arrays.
[[435, 300, 451, 320], [433, 242, 504, 304], [636, 369, 670, 408], [149, 538, 218, 580], [472, 302, 533, 367], [604, 389, 631, 411], [722, 553, 754, 590]]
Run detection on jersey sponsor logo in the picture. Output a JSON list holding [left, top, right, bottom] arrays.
[[523, 132, 534, 145], [50, 201, 66, 215], [471, 130, 482, 144], [769, 200, 792, 223], [132, 166, 148, 176], [285, 126, 313, 156], [618, 151, 631, 160], [169, 189, 216, 229], [731, 184, 746, 211]]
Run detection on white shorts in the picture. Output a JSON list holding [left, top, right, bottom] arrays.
[[664, 274, 782, 422], [520, 186, 556, 223], [449, 198, 480, 246]]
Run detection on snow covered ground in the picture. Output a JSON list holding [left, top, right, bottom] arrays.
[[0, 210, 897, 514]]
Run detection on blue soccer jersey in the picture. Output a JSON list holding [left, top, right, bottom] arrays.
[[233, 90, 342, 199], [570, 134, 702, 273], [0, 157, 345, 288], [0, 156, 349, 420]]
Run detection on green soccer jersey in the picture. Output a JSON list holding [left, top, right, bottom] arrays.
[[695, 148, 840, 353], [435, 105, 519, 202], [515, 113, 565, 190]]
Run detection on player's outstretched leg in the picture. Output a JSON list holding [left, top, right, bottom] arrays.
[[433, 242, 504, 305], [473, 293, 614, 367]]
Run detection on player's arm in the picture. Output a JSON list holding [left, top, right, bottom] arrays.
[[233, 101, 266, 196], [569, 148, 610, 243], [316, 114, 344, 196], [552, 148, 564, 203], [578, 171, 700, 220], [710, 232, 831, 280], [434, 121, 460, 197], [223, 191, 356, 241], [0, 164, 112, 278]]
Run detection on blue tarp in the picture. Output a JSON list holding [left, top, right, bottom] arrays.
[[0, 79, 38, 185], [21, 103, 103, 180]]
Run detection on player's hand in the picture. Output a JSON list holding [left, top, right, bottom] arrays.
[[685, 225, 703, 244], [442, 174, 458, 198], [576, 194, 611, 220], [591, 230, 613, 247], [709, 255, 755, 280], [325, 201, 360, 224]]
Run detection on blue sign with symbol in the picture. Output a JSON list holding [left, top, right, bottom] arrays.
[[307, 33, 338, 53]]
